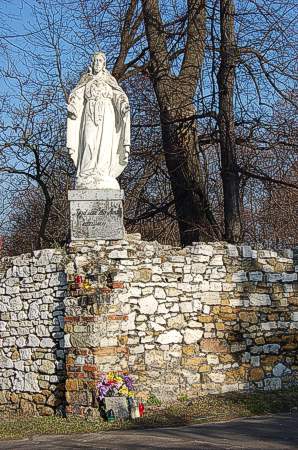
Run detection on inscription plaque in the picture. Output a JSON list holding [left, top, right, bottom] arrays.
[[68, 190, 124, 240], [104, 397, 129, 420]]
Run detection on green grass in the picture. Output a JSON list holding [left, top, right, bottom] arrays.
[[1, 389, 298, 441]]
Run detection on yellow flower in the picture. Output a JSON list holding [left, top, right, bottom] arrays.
[[115, 376, 123, 383], [107, 372, 116, 381], [119, 386, 129, 396]]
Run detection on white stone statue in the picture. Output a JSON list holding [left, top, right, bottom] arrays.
[[67, 51, 130, 190]]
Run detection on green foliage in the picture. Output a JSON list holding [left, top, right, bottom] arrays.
[[178, 393, 190, 402], [146, 393, 162, 406]]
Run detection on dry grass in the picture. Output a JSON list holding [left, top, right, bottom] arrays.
[[1, 389, 298, 441]]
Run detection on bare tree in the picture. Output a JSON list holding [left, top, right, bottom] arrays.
[[217, 0, 241, 243], [0, 0, 297, 253]]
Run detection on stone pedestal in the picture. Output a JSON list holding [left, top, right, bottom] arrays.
[[68, 189, 124, 240]]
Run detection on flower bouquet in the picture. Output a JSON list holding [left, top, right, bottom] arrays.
[[97, 372, 135, 421], [97, 371, 134, 400]]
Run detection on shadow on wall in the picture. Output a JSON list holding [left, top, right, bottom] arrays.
[[215, 252, 298, 392]]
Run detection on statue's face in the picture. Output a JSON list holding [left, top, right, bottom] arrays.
[[92, 53, 105, 74]]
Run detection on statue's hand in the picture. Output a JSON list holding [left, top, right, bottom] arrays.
[[120, 145, 130, 165], [67, 105, 77, 120], [67, 147, 77, 165], [121, 103, 130, 117]]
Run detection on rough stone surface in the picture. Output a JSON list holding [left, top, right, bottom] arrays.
[[0, 250, 66, 416], [69, 190, 124, 241], [1, 238, 297, 418]]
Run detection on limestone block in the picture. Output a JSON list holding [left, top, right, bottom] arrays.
[[209, 255, 223, 266], [261, 321, 277, 331], [167, 314, 186, 329], [129, 287, 141, 297], [109, 249, 128, 259], [264, 377, 281, 390], [251, 356, 260, 367], [282, 272, 297, 282], [241, 245, 254, 258], [23, 373, 39, 392], [221, 383, 238, 394], [49, 272, 67, 287], [227, 245, 238, 257], [200, 338, 228, 353], [133, 268, 152, 282], [39, 360, 56, 375], [40, 338, 55, 348], [209, 372, 225, 383], [207, 354, 219, 365], [259, 250, 277, 258], [139, 295, 158, 315], [27, 334, 40, 347], [150, 321, 165, 332], [155, 287, 166, 299], [1, 378, 11, 390], [229, 298, 244, 307], [8, 296, 22, 311], [156, 330, 183, 345], [272, 363, 291, 377], [180, 302, 193, 313], [127, 312, 136, 331], [183, 328, 203, 344], [232, 271, 247, 282], [201, 292, 220, 305], [19, 349, 32, 360], [266, 273, 282, 282], [192, 263, 207, 274], [28, 303, 40, 320], [16, 336, 26, 348], [249, 272, 263, 282], [0, 352, 13, 368], [249, 294, 271, 306], [263, 344, 280, 354], [209, 282, 222, 291], [191, 244, 213, 256], [157, 304, 168, 314], [130, 344, 144, 354], [161, 262, 172, 272], [12, 372, 24, 391]]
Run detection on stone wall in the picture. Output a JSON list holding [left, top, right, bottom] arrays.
[[0, 249, 66, 416], [64, 235, 298, 415], [0, 236, 297, 417]]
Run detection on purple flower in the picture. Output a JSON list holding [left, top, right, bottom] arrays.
[[98, 383, 111, 400], [123, 375, 134, 390], [97, 373, 134, 400]]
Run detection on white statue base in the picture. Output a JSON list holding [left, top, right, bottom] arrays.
[[68, 189, 124, 241], [76, 175, 120, 190]]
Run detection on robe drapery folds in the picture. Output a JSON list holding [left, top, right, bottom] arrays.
[[67, 70, 130, 189]]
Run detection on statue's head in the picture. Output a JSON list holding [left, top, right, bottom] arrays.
[[91, 52, 106, 74]]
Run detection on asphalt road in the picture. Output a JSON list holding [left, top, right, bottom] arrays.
[[0, 413, 297, 449]]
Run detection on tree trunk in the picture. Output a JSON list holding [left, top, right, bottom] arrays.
[[160, 107, 221, 245], [218, 0, 242, 243], [36, 182, 53, 250], [141, 0, 221, 246]]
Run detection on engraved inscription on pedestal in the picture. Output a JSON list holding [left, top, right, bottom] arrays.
[[69, 190, 124, 240], [104, 397, 129, 420]]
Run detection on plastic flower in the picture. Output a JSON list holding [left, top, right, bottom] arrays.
[[97, 372, 135, 400], [123, 375, 134, 390], [119, 385, 129, 396]]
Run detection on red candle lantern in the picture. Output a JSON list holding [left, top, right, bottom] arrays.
[[138, 401, 144, 417]]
